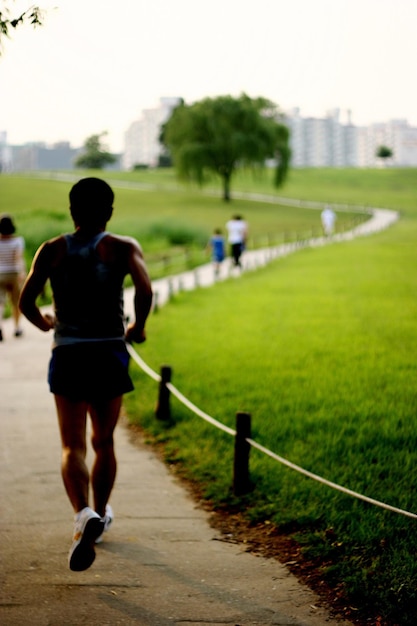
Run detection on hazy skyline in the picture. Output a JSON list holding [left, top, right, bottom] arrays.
[[1, 0, 416, 153]]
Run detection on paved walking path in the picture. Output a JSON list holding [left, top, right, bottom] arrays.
[[0, 208, 396, 626]]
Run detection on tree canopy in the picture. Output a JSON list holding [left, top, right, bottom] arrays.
[[75, 133, 117, 170], [161, 94, 291, 201], [376, 145, 393, 160], [0, 2, 43, 52]]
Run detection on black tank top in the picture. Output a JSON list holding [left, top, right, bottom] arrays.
[[51, 232, 125, 344]]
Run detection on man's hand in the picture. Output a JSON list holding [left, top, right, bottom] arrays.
[[42, 312, 56, 331], [125, 323, 146, 344]]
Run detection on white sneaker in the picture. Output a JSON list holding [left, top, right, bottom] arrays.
[[95, 504, 114, 544], [68, 507, 104, 571]]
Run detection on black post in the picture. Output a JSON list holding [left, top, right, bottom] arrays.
[[155, 365, 172, 421], [233, 412, 251, 496]]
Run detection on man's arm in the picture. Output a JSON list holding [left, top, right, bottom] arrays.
[[124, 239, 153, 344], [19, 242, 56, 332]]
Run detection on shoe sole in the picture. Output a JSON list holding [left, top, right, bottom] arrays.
[[69, 517, 105, 572]]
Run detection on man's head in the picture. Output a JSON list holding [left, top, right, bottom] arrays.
[[69, 178, 114, 230]]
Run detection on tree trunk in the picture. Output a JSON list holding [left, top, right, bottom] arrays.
[[222, 172, 231, 202]]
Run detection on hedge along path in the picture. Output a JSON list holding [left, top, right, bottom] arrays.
[[127, 202, 417, 520]]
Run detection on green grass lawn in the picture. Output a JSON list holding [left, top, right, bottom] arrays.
[[2, 167, 417, 624], [122, 168, 416, 626], [126, 229, 417, 624]]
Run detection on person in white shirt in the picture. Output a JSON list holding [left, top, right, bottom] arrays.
[[0, 214, 25, 340], [226, 215, 248, 267], [321, 205, 336, 236]]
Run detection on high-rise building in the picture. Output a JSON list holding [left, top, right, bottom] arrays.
[[123, 97, 182, 170], [357, 119, 417, 167], [284, 108, 357, 167], [0, 131, 12, 172], [285, 109, 417, 167]]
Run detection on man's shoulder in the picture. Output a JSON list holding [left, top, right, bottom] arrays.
[[101, 233, 143, 261], [105, 233, 140, 248], [31, 235, 67, 270], [40, 234, 66, 251]]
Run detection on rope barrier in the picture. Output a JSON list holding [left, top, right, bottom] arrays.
[[126, 344, 417, 521], [126, 345, 235, 436], [247, 438, 417, 520]]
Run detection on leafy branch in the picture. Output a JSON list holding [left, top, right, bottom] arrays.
[[0, 3, 44, 52]]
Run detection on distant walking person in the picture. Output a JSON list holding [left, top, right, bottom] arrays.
[[321, 205, 336, 236], [208, 228, 225, 276], [226, 215, 248, 267], [19, 178, 153, 572], [0, 214, 25, 340]]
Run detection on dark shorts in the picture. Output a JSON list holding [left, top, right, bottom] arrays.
[[48, 340, 134, 402]]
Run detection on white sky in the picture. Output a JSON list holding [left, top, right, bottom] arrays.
[[1, 0, 416, 152]]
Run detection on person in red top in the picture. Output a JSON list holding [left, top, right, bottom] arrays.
[[19, 177, 153, 571]]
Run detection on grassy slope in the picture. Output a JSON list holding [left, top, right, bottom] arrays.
[[123, 168, 417, 625]]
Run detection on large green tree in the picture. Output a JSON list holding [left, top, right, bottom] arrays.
[[0, 2, 43, 52], [161, 94, 291, 201], [75, 133, 117, 170]]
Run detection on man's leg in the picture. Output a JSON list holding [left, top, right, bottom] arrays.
[[236, 242, 242, 267], [88, 396, 122, 518], [55, 395, 107, 570], [54, 395, 89, 513]]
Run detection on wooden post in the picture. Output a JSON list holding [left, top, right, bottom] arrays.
[[155, 365, 172, 421], [233, 412, 251, 496]]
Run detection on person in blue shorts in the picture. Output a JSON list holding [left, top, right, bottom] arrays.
[[208, 228, 225, 276], [19, 177, 153, 572]]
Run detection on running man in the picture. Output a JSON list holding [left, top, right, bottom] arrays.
[[19, 177, 153, 571]]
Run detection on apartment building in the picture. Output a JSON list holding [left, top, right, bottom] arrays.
[[285, 108, 357, 167], [123, 97, 182, 170], [286, 109, 417, 168], [0, 138, 82, 172], [0, 131, 12, 171], [357, 119, 417, 167]]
